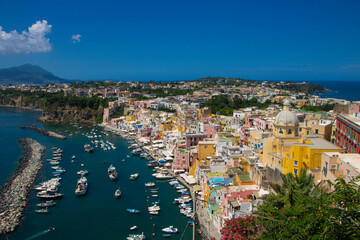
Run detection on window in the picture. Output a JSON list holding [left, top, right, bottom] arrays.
[[306, 154, 308, 159], [292, 152, 294, 158], [315, 129, 319, 134], [279, 128, 283, 134], [307, 131, 310, 135], [294, 160, 298, 167], [204, 145, 207, 149], [288, 129, 292, 135], [299, 127, 302, 132], [293, 169, 298, 175]]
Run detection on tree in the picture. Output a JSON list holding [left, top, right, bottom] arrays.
[[255, 170, 360, 240]]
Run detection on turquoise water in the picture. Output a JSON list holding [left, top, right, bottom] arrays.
[[0, 108, 197, 240]]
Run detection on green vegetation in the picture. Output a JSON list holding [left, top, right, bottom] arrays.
[[301, 103, 335, 112], [204, 95, 272, 116], [278, 82, 326, 94], [253, 169, 360, 239], [129, 87, 194, 97]]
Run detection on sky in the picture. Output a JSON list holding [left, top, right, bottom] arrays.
[[0, 0, 360, 82]]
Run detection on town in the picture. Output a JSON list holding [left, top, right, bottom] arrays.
[[1, 77, 359, 239]]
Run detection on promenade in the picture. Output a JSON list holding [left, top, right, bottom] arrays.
[[104, 124, 222, 239]]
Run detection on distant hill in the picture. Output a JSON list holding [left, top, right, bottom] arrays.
[[0, 64, 71, 85]]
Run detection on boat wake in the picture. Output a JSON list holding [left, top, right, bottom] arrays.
[[25, 228, 53, 240]]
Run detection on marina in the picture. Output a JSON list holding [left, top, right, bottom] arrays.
[[0, 109, 196, 240]]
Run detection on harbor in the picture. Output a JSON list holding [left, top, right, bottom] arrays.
[[0, 109, 198, 240]]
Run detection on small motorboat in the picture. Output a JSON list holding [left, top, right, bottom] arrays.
[[127, 232, 145, 240], [149, 211, 159, 215], [130, 226, 137, 231], [162, 226, 178, 234], [35, 208, 49, 214], [127, 209, 140, 214], [126, 155, 131, 158], [162, 234, 171, 238], [130, 173, 139, 181], [36, 200, 56, 207], [48, 227, 55, 232], [115, 188, 121, 198], [145, 182, 155, 187]]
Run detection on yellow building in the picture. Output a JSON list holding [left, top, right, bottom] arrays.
[[198, 141, 216, 161], [261, 100, 341, 181]]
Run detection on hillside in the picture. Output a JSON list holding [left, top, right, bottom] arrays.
[[0, 64, 71, 85]]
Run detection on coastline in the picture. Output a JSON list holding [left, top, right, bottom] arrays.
[[103, 124, 221, 240], [0, 138, 46, 235]]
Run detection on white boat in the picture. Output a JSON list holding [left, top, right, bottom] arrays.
[[162, 226, 178, 234], [115, 188, 121, 198], [127, 232, 145, 240], [153, 173, 173, 179], [130, 226, 137, 231], [75, 176, 88, 196], [145, 182, 155, 187], [130, 173, 139, 180]]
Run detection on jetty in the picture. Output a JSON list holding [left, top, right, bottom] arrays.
[[20, 126, 67, 139], [0, 138, 46, 235]]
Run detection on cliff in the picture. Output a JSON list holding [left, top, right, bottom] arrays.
[[39, 105, 104, 123]]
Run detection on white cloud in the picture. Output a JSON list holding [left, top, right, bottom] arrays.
[[71, 34, 81, 43], [0, 20, 52, 56]]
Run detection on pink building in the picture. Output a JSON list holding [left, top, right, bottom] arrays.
[[172, 149, 190, 171], [203, 123, 221, 139], [185, 133, 207, 149]]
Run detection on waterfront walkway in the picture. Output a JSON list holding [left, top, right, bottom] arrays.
[[103, 124, 222, 239]]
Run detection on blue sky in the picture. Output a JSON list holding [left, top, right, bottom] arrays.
[[0, 0, 359, 81]]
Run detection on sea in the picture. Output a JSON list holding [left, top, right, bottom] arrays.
[[307, 80, 360, 102], [0, 107, 198, 240]]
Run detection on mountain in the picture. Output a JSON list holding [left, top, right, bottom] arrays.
[[0, 64, 71, 85]]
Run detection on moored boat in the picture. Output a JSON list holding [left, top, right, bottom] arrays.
[[127, 209, 140, 214], [35, 208, 49, 213], [115, 188, 121, 198], [162, 226, 178, 234], [36, 200, 56, 207], [130, 173, 139, 180]]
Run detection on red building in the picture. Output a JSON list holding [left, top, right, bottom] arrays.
[[335, 114, 360, 153]]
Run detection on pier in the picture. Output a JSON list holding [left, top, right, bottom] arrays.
[[0, 138, 46, 235], [20, 126, 67, 139]]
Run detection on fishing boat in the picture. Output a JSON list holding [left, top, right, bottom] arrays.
[[127, 209, 140, 214], [36, 200, 56, 207], [162, 226, 178, 234], [114, 188, 121, 198], [35, 208, 49, 213], [130, 173, 139, 180], [130, 226, 137, 231]]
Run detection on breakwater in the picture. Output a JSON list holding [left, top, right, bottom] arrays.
[[0, 138, 46, 235], [20, 126, 66, 139]]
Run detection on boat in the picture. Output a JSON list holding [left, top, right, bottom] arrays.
[[149, 211, 159, 215], [77, 170, 89, 175], [162, 226, 178, 234], [127, 209, 140, 214], [35, 208, 49, 213], [84, 144, 94, 153], [36, 200, 56, 207], [130, 173, 139, 180], [151, 195, 158, 198], [49, 161, 60, 166], [115, 188, 121, 198], [75, 176, 88, 196], [48, 227, 55, 232], [108, 165, 119, 181], [130, 226, 137, 231], [145, 182, 155, 187], [127, 232, 145, 240], [153, 173, 173, 179], [37, 191, 63, 199], [162, 234, 171, 238], [127, 155, 131, 158]]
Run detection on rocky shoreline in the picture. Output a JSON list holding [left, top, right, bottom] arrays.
[[20, 126, 67, 139], [0, 138, 46, 235]]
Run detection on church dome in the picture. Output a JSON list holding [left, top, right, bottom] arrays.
[[274, 100, 299, 126]]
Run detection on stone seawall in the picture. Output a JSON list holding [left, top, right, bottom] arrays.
[[20, 126, 66, 139], [0, 138, 46, 235]]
